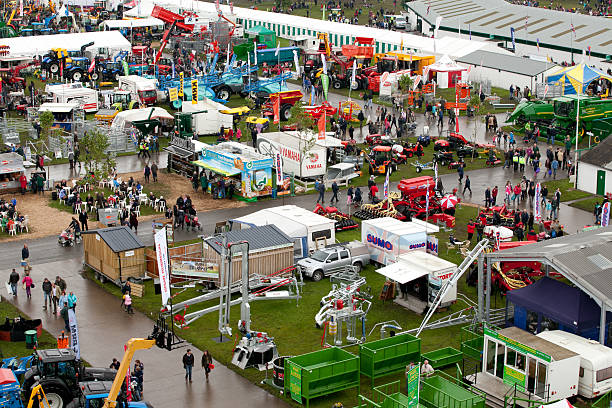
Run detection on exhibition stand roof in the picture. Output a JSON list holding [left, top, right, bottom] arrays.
[[0, 31, 131, 57]]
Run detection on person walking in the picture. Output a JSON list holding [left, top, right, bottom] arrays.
[[79, 210, 88, 232], [129, 211, 139, 234], [316, 181, 325, 204], [42, 278, 52, 310], [484, 187, 491, 208], [331, 181, 339, 204], [457, 164, 464, 183], [124, 293, 134, 314], [491, 186, 498, 206], [52, 282, 61, 315], [463, 175, 472, 195], [21, 244, 29, 267], [67, 291, 77, 310], [201, 350, 213, 382], [19, 172, 27, 194], [9, 269, 19, 297], [151, 162, 158, 182], [144, 164, 151, 183], [183, 349, 195, 383], [55, 275, 67, 292], [22, 271, 33, 299]]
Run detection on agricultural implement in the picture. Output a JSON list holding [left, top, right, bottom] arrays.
[[313, 204, 358, 231]]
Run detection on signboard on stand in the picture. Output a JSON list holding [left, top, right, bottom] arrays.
[[288, 362, 302, 403], [406, 364, 419, 407]]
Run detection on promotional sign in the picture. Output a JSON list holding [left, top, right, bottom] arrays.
[[122, 60, 129, 76], [191, 79, 198, 104], [406, 365, 420, 407], [275, 152, 283, 185], [511, 27, 516, 52], [426, 236, 438, 256], [68, 308, 80, 360], [179, 72, 184, 97], [317, 112, 326, 140], [168, 87, 178, 102], [384, 167, 390, 199], [288, 362, 302, 403], [155, 227, 171, 308], [535, 183, 541, 220], [321, 73, 329, 101], [484, 327, 552, 362], [293, 50, 300, 77], [273, 96, 280, 124], [504, 365, 526, 391], [602, 202, 610, 227]]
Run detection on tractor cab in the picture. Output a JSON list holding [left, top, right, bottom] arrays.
[[111, 91, 139, 111], [369, 145, 397, 174], [376, 57, 396, 74]]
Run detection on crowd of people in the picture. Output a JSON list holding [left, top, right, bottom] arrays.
[[507, 0, 611, 16]]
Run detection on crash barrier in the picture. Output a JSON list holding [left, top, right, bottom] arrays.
[[284, 347, 360, 408], [359, 333, 421, 387]]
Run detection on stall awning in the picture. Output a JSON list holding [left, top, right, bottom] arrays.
[[376, 262, 428, 284], [192, 160, 241, 177]]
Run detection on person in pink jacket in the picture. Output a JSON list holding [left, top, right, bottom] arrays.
[[22, 271, 33, 299]]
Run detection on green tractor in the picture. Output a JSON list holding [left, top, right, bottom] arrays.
[[507, 99, 554, 127], [111, 90, 140, 111]]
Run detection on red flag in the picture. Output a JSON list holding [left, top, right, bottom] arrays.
[[273, 96, 280, 124], [317, 111, 326, 140], [60, 61, 63, 78]]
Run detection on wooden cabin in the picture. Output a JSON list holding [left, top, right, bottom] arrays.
[[82, 226, 146, 285]]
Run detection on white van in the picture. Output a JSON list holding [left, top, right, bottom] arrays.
[[537, 330, 612, 399], [117, 75, 157, 106]]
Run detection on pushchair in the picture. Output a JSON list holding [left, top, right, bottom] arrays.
[[58, 229, 75, 247]]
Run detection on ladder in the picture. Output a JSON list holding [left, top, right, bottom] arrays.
[[415, 239, 489, 337]]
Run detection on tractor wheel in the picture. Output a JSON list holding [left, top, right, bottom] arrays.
[[407, 152, 413, 158], [49, 63, 59, 74], [35, 382, 71, 408], [416, 166, 422, 173], [280, 104, 292, 121], [215, 86, 231, 101], [332, 80, 342, 89], [350, 79, 361, 91], [91, 72, 99, 81], [439, 159, 447, 167], [71, 70, 83, 82]]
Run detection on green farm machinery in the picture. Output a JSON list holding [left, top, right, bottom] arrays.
[[507, 96, 612, 142]]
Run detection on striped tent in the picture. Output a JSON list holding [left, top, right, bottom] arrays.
[[546, 63, 612, 95]]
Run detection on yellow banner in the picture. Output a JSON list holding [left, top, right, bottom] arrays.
[[179, 72, 184, 97], [191, 79, 198, 104], [168, 88, 178, 102]]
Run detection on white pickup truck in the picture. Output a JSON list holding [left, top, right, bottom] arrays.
[[297, 241, 370, 281]]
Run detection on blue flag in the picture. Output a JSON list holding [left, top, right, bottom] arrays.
[[511, 27, 516, 52]]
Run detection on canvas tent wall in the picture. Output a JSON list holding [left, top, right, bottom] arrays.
[[425, 54, 467, 88], [230, 204, 336, 258], [0, 31, 131, 59], [0, 152, 25, 192], [506, 277, 612, 343]]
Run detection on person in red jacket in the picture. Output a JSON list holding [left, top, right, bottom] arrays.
[[19, 172, 27, 195], [369, 184, 379, 202], [467, 219, 475, 241]]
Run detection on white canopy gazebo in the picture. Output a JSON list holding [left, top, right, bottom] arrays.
[[426, 55, 467, 88]]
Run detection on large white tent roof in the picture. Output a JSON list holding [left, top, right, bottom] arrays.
[[427, 54, 467, 72], [101, 17, 164, 29], [0, 31, 131, 58], [111, 107, 174, 129], [129, 0, 507, 59]]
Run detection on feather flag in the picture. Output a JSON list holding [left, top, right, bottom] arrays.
[[317, 111, 326, 140], [383, 166, 390, 199], [273, 96, 280, 124]]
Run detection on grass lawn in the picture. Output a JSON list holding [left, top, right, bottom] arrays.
[[48, 186, 165, 220], [569, 196, 605, 213], [86, 204, 487, 408], [540, 178, 593, 202], [0, 300, 59, 358]]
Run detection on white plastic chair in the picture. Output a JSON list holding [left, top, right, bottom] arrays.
[[8, 225, 16, 236], [133, 206, 141, 217], [20, 216, 29, 233], [74, 203, 81, 214]]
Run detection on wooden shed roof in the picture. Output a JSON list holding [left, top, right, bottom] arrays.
[[82, 226, 145, 253]]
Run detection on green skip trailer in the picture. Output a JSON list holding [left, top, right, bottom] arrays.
[[284, 339, 487, 408]]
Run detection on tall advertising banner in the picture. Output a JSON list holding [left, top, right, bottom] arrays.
[[534, 183, 541, 220], [68, 308, 80, 360], [155, 227, 171, 308], [275, 152, 283, 185], [602, 202, 610, 227], [191, 78, 198, 104]]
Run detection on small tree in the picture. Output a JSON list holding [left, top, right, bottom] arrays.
[[38, 110, 55, 142], [79, 128, 115, 181], [398, 74, 414, 92]]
